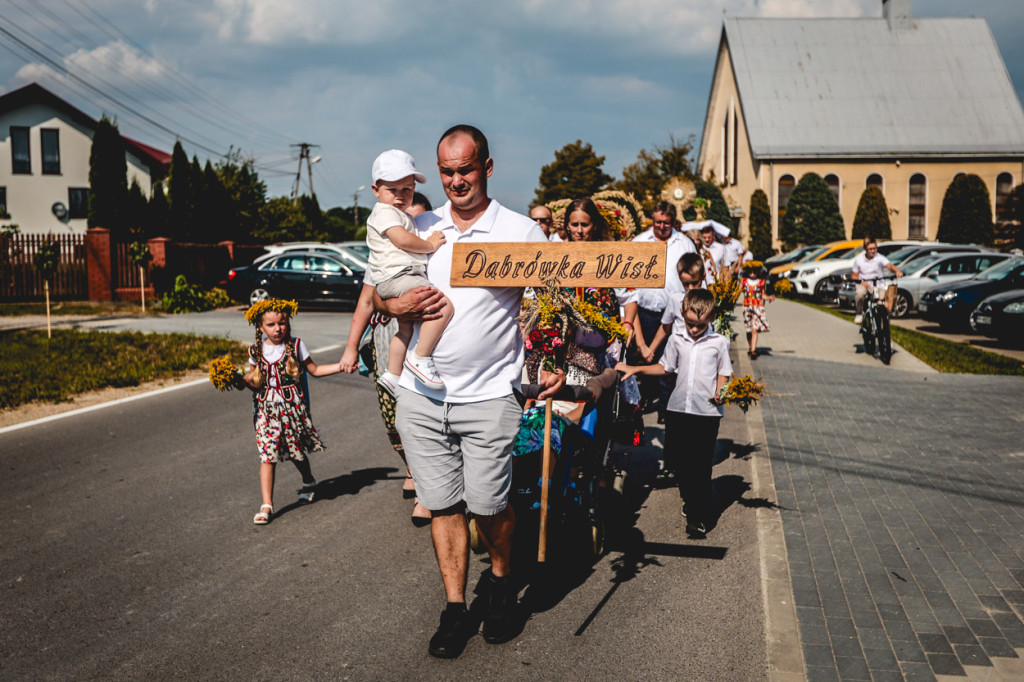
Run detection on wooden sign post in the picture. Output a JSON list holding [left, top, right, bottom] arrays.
[[449, 240, 666, 562], [449, 241, 667, 289]]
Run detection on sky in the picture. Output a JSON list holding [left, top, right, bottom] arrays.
[[3, 0, 1023, 214]]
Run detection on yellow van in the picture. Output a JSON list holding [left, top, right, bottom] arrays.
[[769, 239, 863, 279]]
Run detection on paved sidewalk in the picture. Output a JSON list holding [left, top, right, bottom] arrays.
[[751, 300, 1024, 680]]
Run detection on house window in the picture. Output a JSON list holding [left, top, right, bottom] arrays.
[[778, 174, 796, 222], [0, 186, 8, 218], [10, 126, 30, 174], [866, 173, 883, 192], [825, 174, 841, 208], [41, 129, 60, 175], [68, 188, 89, 219], [996, 172, 1014, 222], [908, 173, 926, 239]]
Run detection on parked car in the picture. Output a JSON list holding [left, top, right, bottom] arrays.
[[256, 242, 370, 270], [887, 252, 1013, 318], [335, 240, 370, 262], [970, 289, 1024, 342], [764, 245, 821, 269], [788, 240, 928, 301], [769, 239, 861, 283], [227, 251, 365, 307], [918, 257, 1024, 329]]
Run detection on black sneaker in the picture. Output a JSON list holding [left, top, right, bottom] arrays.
[[482, 574, 518, 644], [680, 501, 687, 518], [428, 605, 472, 658], [686, 521, 707, 539]]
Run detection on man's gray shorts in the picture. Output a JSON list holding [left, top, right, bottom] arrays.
[[375, 266, 432, 300], [396, 389, 522, 516]]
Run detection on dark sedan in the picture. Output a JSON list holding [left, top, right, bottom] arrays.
[[970, 289, 1024, 342], [917, 257, 1024, 329], [227, 251, 365, 308]]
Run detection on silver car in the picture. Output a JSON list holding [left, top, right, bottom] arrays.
[[887, 252, 1012, 317]]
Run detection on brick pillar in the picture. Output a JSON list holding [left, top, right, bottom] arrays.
[[218, 240, 236, 263], [147, 237, 171, 295], [86, 227, 112, 301]]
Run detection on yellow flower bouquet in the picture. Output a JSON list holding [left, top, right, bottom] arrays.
[[716, 374, 767, 413], [209, 355, 248, 391]]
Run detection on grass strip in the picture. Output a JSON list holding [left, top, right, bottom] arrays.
[[792, 298, 1024, 375], [0, 301, 156, 317], [0, 329, 247, 410]]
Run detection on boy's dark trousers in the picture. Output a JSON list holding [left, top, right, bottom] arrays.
[[663, 410, 721, 524]]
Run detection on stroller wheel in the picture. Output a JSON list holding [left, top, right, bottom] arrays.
[[468, 517, 485, 554]]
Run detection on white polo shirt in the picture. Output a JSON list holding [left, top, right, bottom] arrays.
[[627, 228, 697, 312], [660, 326, 733, 417], [852, 252, 892, 283], [401, 199, 547, 403]]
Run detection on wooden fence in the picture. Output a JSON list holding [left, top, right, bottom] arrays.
[[0, 233, 87, 300]]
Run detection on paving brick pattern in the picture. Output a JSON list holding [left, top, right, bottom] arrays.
[[757, 355, 1024, 680]]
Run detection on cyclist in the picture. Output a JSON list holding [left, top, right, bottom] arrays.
[[852, 238, 903, 324]]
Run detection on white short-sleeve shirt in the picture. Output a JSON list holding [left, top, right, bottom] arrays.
[[400, 200, 547, 403], [366, 202, 426, 284], [629, 228, 698, 312], [660, 327, 732, 417], [852, 253, 892, 282], [702, 241, 727, 285]]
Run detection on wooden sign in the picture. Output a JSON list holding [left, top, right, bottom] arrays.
[[450, 241, 667, 288]]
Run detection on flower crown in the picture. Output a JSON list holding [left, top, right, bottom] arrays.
[[245, 299, 299, 326]]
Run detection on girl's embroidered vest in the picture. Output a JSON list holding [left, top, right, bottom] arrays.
[[250, 337, 305, 404], [742, 278, 764, 307]]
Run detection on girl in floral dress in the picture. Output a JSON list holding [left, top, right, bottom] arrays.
[[244, 299, 343, 525], [740, 265, 773, 359]]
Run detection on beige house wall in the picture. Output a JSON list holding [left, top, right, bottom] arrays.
[[1, 102, 156, 235], [699, 43, 1024, 251]]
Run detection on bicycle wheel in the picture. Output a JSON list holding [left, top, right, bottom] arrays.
[[877, 306, 892, 364], [861, 312, 876, 356]]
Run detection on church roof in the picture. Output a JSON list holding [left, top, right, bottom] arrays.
[[720, 16, 1024, 158]]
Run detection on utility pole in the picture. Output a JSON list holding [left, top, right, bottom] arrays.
[[290, 142, 320, 205]]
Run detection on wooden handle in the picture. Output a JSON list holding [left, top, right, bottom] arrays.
[[537, 397, 553, 562]]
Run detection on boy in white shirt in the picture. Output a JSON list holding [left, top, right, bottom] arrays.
[[366, 149, 452, 394], [616, 288, 732, 538]]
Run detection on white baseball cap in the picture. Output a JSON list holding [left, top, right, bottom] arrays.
[[371, 149, 427, 184]]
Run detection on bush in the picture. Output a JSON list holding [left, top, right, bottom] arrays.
[[204, 287, 232, 310], [852, 186, 891, 240], [937, 174, 994, 245], [748, 189, 773, 261], [780, 173, 845, 249], [160, 275, 229, 314]]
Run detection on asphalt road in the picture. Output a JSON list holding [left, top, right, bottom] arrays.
[[1, 311, 768, 680]]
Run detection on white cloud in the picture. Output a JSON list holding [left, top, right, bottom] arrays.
[[13, 41, 167, 90], [208, 0, 404, 44]]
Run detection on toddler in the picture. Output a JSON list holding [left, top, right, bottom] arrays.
[[366, 149, 453, 395]]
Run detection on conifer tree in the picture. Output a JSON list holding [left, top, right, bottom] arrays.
[[748, 189, 773, 260], [88, 116, 128, 237], [937, 174, 994, 245], [779, 172, 845, 249], [533, 140, 614, 205], [167, 141, 193, 240], [852, 186, 891, 240]]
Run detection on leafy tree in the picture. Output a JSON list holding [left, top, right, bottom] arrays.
[[615, 134, 696, 213], [167, 141, 194, 241], [779, 172, 844, 249], [851, 186, 891, 240], [748, 189, 773, 260], [216, 149, 268, 242], [683, 180, 733, 228], [533, 140, 614, 205], [88, 116, 128, 237], [255, 196, 328, 243], [937, 174, 994, 245]]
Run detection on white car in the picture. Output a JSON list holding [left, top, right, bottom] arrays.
[[788, 240, 928, 301], [255, 242, 369, 270]]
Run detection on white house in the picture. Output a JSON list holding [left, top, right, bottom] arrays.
[[0, 82, 170, 235]]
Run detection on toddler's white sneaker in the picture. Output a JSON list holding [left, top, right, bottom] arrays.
[[404, 354, 445, 390], [377, 371, 400, 398]]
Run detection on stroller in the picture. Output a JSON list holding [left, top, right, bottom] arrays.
[[469, 363, 641, 565]]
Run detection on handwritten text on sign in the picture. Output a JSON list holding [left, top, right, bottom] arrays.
[[450, 241, 667, 288]]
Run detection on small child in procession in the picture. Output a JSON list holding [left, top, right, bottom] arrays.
[[366, 149, 453, 396], [243, 299, 343, 525], [740, 263, 773, 359], [616, 288, 732, 539], [645, 252, 707, 360]]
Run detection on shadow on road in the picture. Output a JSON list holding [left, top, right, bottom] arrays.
[[273, 466, 396, 520]]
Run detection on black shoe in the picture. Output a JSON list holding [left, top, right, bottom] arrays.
[[680, 500, 687, 518], [482, 574, 518, 644], [686, 521, 707, 539], [428, 605, 472, 658]]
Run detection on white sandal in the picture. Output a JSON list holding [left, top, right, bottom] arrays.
[[298, 480, 316, 504], [253, 504, 273, 525]]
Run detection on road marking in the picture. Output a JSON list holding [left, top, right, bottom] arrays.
[[0, 343, 343, 435]]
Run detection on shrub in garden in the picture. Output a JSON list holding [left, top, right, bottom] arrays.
[[748, 189, 773, 260], [937, 174, 994, 246]]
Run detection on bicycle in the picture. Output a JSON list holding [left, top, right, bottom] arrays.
[[860, 276, 896, 364]]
